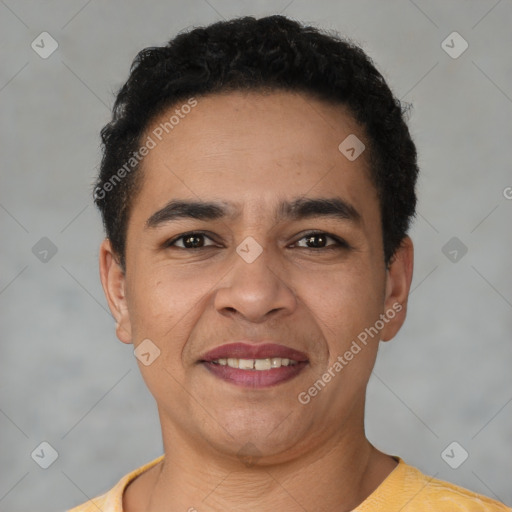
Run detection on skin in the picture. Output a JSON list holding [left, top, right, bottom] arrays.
[[99, 90, 414, 511]]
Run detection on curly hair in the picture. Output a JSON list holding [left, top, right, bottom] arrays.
[[94, 15, 418, 270]]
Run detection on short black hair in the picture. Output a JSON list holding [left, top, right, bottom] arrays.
[[94, 15, 418, 270]]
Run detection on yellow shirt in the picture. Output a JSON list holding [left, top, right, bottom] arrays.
[[67, 456, 511, 511]]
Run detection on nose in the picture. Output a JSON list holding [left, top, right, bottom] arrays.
[[213, 242, 297, 324]]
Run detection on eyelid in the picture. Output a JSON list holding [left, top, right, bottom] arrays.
[[292, 231, 350, 249], [164, 231, 218, 248], [164, 230, 349, 250]]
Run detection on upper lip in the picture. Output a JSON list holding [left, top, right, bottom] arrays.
[[200, 342, 309, 362]]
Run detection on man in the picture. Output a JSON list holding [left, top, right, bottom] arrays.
[[69, 15, 511, 512]]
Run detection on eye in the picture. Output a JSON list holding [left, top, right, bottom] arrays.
[[293, 232, 349, 250], [165, 232, 218, 249]]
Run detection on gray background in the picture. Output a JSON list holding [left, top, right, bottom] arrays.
[[1, 1, 511, 510]]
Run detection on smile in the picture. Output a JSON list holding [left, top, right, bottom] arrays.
[[211, 357, 299, 370], [201, 359, 308, 388], [199, 342, 309, 387]]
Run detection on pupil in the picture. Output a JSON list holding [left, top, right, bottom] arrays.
[[307, 235, 325, 248], [185, 235, 203, 248]]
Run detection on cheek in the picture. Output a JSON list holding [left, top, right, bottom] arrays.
[[295, 262, 385, 341], [128, 265, 200, 325], [126, 276, 170, 336], [125, 274, 197, 405], [125, 267, 215, 367], [299, 267, 385, 396]]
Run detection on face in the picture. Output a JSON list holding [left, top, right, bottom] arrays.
[[100, 90, 413, 463]]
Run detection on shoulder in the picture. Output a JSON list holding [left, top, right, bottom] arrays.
[[404, 464, 511, 511], [66, 455, 164, 512], [67, 492, 109, 512], [357, 458, 511, 512]]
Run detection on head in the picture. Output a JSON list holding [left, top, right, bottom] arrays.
[[97, 16, 416, 464]]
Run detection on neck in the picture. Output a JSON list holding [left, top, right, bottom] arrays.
[[129, 409, 397, 512]]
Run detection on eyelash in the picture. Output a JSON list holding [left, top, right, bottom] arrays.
[[164, 231, 350, 251]]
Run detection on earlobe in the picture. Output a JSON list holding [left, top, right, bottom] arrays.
[[381, 236, 414, 342], [99, 239, 133, 344]]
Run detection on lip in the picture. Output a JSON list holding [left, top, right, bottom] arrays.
[[199, 342, 309, 363], [202, 360, 308, 388]]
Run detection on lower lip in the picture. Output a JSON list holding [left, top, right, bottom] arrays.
[[201, 361, 308, 388]]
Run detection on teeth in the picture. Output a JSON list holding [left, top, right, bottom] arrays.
[[227, 358, 238, 368], [255, 358, 271, 370], [238, 358, 254, 370], [212, 357, 299, 370]]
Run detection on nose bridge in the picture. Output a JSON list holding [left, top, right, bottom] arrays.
[[213, 237, 296, 322], [233, 237, 278, 288]]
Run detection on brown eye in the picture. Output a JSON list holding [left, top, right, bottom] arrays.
[[182, 234, 205, 248], [166, 233, 216, 249], [294, 232, 347, 249], [305, 234, 328, 248]]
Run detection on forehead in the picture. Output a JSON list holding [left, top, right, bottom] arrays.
[[132, 90, 378, 225], [145, 90, 365, 163]]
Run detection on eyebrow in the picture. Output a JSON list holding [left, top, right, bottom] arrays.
[[145, 197, 361, 229]]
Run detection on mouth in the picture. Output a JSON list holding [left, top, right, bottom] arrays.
[[199, 342, 309, 388]]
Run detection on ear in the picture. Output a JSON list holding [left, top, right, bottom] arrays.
[[380, 236, 414, 342], [99, 238, 132, 344]]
